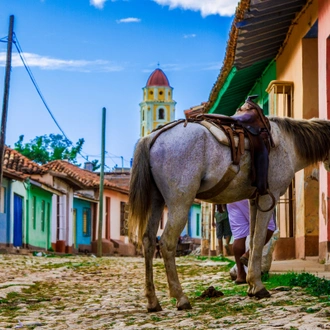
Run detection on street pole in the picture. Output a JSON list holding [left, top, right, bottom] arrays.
[[97, 107, 106, 257], [0, 15, 14, 207]]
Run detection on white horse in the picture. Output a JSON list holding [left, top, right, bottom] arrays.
[[128, 115, 330, 312]]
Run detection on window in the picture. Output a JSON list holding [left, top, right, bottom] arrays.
[[266, 80, 295, 238], [83, 207, 91, 237], [120, 202, 129, 236], [32, 196, 36, 230], [158, 108, 165, 120], [196, 213, 200, 236], [266, 81, 293, 117], [41, 200, 45, 232]]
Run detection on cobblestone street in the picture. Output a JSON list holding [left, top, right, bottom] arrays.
[[0, 254, 330, 329]]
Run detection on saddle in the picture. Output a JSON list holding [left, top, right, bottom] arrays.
[[185, 95, 275, 199]]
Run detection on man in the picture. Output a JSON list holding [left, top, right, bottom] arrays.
[[227, 199, 275, 284], [214, 204, 232, 256]]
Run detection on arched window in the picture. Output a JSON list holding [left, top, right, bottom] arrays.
[[158, 108, 165, 120]]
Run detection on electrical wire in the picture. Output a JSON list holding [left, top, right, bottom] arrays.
[[11, 33, 121, 170]]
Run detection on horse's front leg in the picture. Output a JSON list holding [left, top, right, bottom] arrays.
[[246, 196, 273, 299], [246, 199, 258, 296], [160, 207, 192, 310], [246, 223, 270, 299]]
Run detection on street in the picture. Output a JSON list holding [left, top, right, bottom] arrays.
[[0, 254, 329, 329]]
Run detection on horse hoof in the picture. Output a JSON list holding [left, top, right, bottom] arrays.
[[255, 288, 271, 299], [177, 302, 192, 310], [147, 302, 162, 312]]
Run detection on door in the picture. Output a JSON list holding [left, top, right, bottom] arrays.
[[13, 194, 23, 247], [73, 208, 77, 249]]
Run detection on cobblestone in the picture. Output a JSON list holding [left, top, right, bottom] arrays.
[[0, 254, 329, 329]]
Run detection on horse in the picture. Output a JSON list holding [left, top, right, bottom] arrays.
[[128, 115, 330, 312]]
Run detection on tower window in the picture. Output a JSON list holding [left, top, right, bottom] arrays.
[[158, 108, 165, 120]]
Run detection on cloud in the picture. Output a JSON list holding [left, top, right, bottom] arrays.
[[90, 0, 107, 9], [116, 17, 141, 23], [0, 52, 124, 72], [183, 34, 196, 38], [153, 0, 238, 17]]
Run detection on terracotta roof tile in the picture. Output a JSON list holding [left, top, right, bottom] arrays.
[[3, 146, 46, 177], [43, 160, 129, 192]]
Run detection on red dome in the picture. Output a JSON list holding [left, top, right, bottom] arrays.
[[146, 68, 170, 87]]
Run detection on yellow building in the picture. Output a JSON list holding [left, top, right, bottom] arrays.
[[139, 68, 176, 137]]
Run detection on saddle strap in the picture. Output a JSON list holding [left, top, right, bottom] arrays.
[[196, 163, 240, 201]]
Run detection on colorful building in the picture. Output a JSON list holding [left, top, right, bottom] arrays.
[[205, 0, 330, 263]]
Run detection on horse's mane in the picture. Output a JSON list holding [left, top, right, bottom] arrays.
[[269, 117, 330, 164]]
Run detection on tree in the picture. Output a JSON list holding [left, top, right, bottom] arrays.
[[14, 134, 84, 166]]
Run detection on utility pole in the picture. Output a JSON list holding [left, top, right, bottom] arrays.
[[97, 107, 106, 257], [0, 15, 14, 208]]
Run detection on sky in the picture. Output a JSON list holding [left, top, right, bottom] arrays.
[[0, 0, 239, 170]]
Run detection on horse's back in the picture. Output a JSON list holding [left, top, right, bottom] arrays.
[[149, 122, 233, 203]]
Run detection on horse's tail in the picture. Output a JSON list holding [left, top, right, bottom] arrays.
[[128, 136, 153, 246]]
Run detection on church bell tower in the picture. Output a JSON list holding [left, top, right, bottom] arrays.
[[139, 68, 176, 137]]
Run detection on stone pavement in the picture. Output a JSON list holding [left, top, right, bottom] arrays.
[[0, 254, 330, 329], [270, 257, 330, 279]]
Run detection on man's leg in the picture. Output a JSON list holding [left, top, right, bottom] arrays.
[[233, 237, 247, 283], [240, 229, 274, 265], [224, 235, 231, 255], [218, 238, 224, 255]]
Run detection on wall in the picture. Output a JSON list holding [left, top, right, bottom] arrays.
[[73, 198, 93, 250], [0, 178, 11, 244], [275, 1, 319, 258], [318, 0, 330, 261], [249, 61, 276, 113], [27, 185, 52, 250], [11, 179, 27, 246]]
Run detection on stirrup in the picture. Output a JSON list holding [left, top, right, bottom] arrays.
[[255, 189, 276, 212]]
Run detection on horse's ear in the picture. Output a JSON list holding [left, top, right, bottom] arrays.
[[246, 95, 259, 102]]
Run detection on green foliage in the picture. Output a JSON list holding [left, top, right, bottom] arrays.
[[289, 272, 330, 296], [263, 272, 330, 297], [14, 134, 84, 165], [90, 159, 101, 171]]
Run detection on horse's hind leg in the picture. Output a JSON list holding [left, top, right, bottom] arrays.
[[160, 204, 192, 310], [143, 185, 165, 312]]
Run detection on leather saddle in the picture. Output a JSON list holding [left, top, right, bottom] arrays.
[[186, 95, 275, 196]]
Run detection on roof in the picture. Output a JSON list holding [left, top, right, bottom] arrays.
[[43, 160, 129, 193], [146, 68, 170, 87], [1, 148, 129, 193], [2, 146, 46, 180], [104, 172, 130, 191], [206, 0, 308, 115]]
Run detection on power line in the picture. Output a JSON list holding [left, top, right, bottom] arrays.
[[4, 33, 127, 172], [13, 34, 72, 142], [10, 33, 104, 167]]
